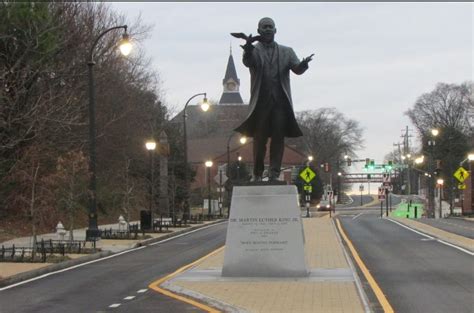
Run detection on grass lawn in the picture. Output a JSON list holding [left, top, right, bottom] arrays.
[[390, 202, 424, 218]]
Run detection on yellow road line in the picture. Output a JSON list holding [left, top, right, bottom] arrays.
[[149, 246, 225, 313], [335, 218, 395, 313]]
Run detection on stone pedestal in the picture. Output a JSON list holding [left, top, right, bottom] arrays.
[[222, 185, 308, 277]]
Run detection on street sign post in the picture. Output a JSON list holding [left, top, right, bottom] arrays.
[[378, 187, 385, 201], [215, 171, 228, 185]]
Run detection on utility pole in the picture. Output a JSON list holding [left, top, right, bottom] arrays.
[[393, 142, 403, 192], [401, 126, 414, 195]]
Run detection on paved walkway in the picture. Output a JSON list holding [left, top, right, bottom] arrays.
[[160, 215, 368, 313]]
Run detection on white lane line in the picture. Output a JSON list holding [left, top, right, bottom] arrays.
[[149, 221, 226, 246], [436, 239, 474, 256], [124, 296, 135, 300], [0, 221, 226, 291], [387, 218, 474, 256], [109, 303, 121, 308], [137, 289, 148, 293], [0, 246, 146, 291], [352, 213, 363, 220], [387, 218, 434, 239]]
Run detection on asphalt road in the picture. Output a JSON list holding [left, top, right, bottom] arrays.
[[0, 222, 228, 313], [417, 217, 474, 239], [339, 213, 474, 313]]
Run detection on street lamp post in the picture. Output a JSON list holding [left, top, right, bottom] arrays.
[[226, 134, 247, 175], [86, 25, 131, 240], [437, 178, 444, 218], [336, 159, 342, 204], [205, 161, 213, 218], [146, 140, 157, 226], [428, 128, 439, 218], [226, 134, 246, 211], [182, 93, 209, 221]]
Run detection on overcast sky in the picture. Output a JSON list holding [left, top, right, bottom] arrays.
[[111, 2, 472, 169]]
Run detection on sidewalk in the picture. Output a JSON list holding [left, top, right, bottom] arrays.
[[157, 215, 369, 313], [0, 220, 220, 282]]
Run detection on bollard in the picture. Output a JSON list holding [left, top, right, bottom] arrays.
[[56, 221, 67, 241], [414, 206, 418, 218], [118, 215, 126, 232]]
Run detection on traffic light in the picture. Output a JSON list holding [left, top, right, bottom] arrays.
[[364, 158, 370, 170], [367, 174, 371, 180], [387, 160, 393, 170], [324, 162, 330, 172], [434, 159, 442, 177], [370, 160, 375, 169], [347, 158, 352, 166]]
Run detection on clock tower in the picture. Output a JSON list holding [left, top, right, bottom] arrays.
[[219, 47, 244, 105]]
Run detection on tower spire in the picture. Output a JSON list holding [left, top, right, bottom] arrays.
[[219, 48, 243, 105]]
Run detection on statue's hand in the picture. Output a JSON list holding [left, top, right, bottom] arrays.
[[231, 32, 260, 50], [302, 53, 315, 65]]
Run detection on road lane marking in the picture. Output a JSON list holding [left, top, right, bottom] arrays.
[[331, 219, 371, 313], [335, 218, 395, 313], [386, 219, 434, 239], [149, 246, 225, 313], [352, 213, 364, 220], [436, 239, 474, 255], [149, 221, 226, 246], [0, 222, 226, 291], [109, 303, 121, 308], [124, 296, 135, 300], [137, 289, 148, 293], [387, 219, 474, 256], [0, 246, 145, 291]]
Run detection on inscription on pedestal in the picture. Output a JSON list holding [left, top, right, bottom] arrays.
[[222, 185, 308, 277]]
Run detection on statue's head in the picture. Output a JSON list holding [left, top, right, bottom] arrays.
[[258, 17, 276, 43]]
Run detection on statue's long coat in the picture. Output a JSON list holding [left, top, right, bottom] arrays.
[[234, 41, 308, 138]]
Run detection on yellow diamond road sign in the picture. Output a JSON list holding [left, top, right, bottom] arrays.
[[454, 167, 469, 183], [300, 167, 316, 183]]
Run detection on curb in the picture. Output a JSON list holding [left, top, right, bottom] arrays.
[[389, 218, 474, 253], [0, 219, 226, 288], [0, 250, 113, 288]]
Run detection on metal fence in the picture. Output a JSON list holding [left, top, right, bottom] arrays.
[[1, 239, 88, 263]]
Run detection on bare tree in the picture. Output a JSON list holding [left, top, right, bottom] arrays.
[[406, 82, 473, 209], [406, 82, 473, 136], [294, 108, 365, 163]]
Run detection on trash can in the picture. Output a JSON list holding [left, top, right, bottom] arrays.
[[140, 210, 151, 230]]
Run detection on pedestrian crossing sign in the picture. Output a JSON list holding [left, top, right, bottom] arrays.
[[454, 167, 469, 183], [300, 167, 316, 183]]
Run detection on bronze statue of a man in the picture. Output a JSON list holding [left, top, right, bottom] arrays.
[[234, 17, 314, 181]]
